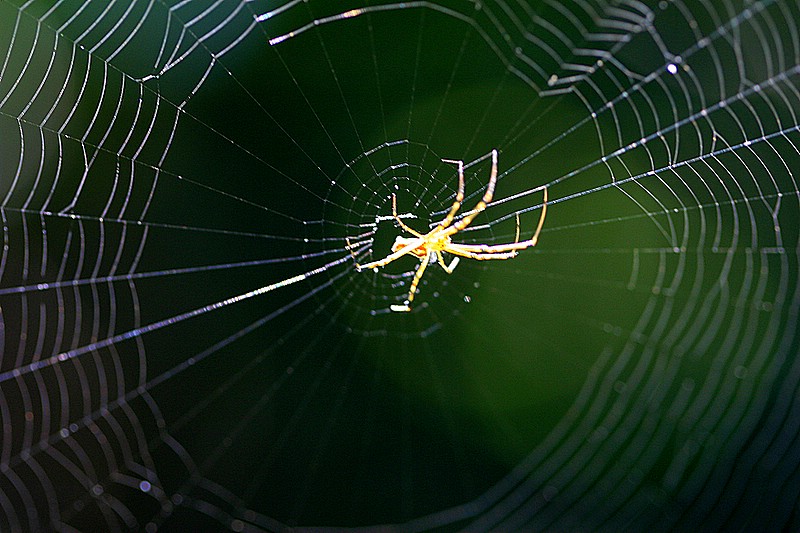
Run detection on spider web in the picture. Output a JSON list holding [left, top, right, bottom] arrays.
[[1, 0, 800, 530]]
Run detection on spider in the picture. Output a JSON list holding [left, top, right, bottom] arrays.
[[348, 149, 548, 312]]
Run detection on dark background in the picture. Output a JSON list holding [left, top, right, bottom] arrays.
[[1, 0, 799, 531]]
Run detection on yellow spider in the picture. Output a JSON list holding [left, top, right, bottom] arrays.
[[349, 149, 547, 312]]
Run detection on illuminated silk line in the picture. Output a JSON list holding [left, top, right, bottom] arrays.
[[260, 2, 474, 46], [0, 255, 351, 384]]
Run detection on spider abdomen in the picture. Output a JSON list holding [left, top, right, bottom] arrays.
[[391, 235, 450, 259]]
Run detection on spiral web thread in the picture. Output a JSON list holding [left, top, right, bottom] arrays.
[[1, 0, 799, 530]]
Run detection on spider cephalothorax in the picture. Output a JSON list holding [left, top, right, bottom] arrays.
[[348, 149, 547, 312]]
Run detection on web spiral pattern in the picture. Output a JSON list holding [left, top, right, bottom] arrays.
[[1, 0, 800, 531]]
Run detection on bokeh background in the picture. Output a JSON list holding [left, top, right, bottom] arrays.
[[1, 0, 800, 531]]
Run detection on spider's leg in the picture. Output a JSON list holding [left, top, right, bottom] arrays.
[[448, 186, 548, 254], [345, 237, 367, 262], [390, 252, 431, 312], [446, 245, 519, 260], [533, 186, 548, 241], [443, 149, 498, 237], [356, 236, 425, 271], [436, 251, 460, 273], [435, 158, 466, 231], [495, 185, 546, 250], [450, 242, 522, 253], [392, 194, 424, 237], [401, 251, 431, 310]]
